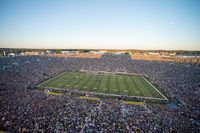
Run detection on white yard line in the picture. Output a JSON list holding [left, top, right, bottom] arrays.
[[135, 77, 153, 98], [142, 77, 168, 100], [38, 72, 67, 87]]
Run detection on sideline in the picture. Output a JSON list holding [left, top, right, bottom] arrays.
[[142, 77, 168, 100]]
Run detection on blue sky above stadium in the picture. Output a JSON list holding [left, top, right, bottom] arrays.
[[0, 0, 199, 50]]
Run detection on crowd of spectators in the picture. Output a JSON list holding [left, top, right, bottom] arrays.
[[0, 54, 200, 132], [133, 60, 200, 130], [81, 53, 134, 73]]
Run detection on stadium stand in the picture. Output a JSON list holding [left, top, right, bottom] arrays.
[[0, 54, 200, 132]]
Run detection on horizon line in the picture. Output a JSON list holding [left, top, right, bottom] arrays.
[[0, 47, 200, 51]]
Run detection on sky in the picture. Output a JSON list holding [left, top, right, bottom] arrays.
[[0, 0, 200, 50]]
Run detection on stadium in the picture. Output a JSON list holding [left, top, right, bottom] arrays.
[[1, 52, 200, 132], [1, 0, 200, 132]]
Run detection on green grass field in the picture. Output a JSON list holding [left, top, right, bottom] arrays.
[[38, 71, 167, 100]]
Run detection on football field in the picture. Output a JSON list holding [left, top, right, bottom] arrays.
[[38, 71, 167, 100]]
